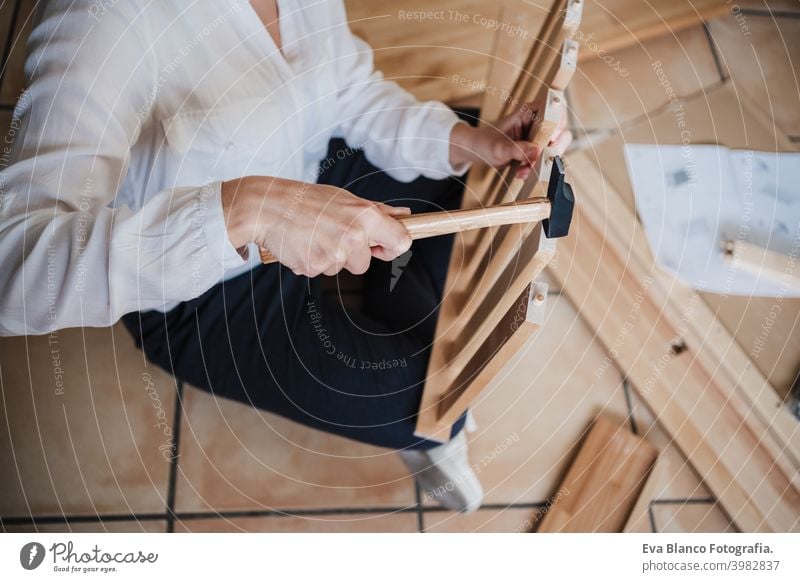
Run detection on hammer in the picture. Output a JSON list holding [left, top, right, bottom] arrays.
[[258, 156, 574, 265]]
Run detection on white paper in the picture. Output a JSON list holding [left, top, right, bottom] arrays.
[[624, 144, 800, 297]]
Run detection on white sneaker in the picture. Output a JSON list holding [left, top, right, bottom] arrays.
[[399, 429, 484, 513]]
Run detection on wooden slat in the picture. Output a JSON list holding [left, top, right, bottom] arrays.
[[415, 223, 554, 439], [452, 32, 576, 304], [500, 0, 582, 118], [548, 149, 800, 532], [453, 146, 557, 311], [479, 39, 576, 218], [537, 416, 658, 532], [436, 281, 548, 426]]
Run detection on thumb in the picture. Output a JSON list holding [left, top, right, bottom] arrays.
[[365, 213, 412, 261]]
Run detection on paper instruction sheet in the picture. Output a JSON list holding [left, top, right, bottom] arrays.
[[624, 144, 800, 297]]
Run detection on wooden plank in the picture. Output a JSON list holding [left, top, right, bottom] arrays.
[[462, 3, 543, 201], [723, 239, 800, 293], [548, 149, 800, 532], [581, 148, 800, 480], [589, 81, 800, 403], [462, 2, 574, 212], [537, 416, 658, 532], [479, 41, 575, 216], [453, 145, 557, 308], [500, 0, 582, 119], [436, 281, 548, 426], [454, 26, 576, 298], [623, 455, 663, 533]]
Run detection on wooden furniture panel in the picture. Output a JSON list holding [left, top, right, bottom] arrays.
[[414, 0, 582, 441]]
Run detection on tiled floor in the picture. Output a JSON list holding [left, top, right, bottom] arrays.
[[3, 0, 797, 533]]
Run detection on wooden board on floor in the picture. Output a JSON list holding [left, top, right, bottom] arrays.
[[548, 143, 800, 532], [589, 82, 800, 399], [537, 416, 658, 532]]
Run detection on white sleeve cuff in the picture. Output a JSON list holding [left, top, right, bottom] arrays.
[[201, 181, 248, 269], [423, 103, 473, 177]]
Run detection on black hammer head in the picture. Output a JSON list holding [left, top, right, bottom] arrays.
[[543, 156, 575, 238]]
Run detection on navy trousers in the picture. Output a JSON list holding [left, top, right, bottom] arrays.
[[123, 126, 474, 450]]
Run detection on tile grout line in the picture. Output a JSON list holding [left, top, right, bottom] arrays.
[[650, 497, 716, 506], [1, 502, 549, 527], [647, 502, 658, 533], [165, 379, 185, 533], [0, 0, 22, 89], [621, 377, 639, 435], [701, 22, 728, 83]]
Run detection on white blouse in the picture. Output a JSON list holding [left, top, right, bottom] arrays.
[[0, 0, 466, 335]]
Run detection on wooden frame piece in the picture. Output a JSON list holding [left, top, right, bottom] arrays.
[[414, 0, 583, 441], [436, 281, 548, 426]]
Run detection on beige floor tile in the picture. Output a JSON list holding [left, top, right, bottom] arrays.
[[628, 392, 713, 501], [709, 14, 800, 135], [0, 324, 175, 517], [428, 294, 629, 506], [3, 519, 167, 533], [569, 26, 721, 131], [0, 0, 36, 106], [174, 385, 416, 513], [423, 508, 535, 533], [651, 501, 736, 533], [176, 511, 417, 532]]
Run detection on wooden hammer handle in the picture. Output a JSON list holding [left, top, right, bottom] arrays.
[[258, 197, 551, 264]]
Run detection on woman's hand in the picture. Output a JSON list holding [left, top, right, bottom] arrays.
[[221, 177, 412, 277], [449, 101, 572, 179]]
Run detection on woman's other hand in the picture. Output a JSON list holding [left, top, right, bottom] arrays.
[[449, 101, 572, 179]]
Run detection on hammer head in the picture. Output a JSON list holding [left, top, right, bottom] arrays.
[[543, 156, 575, 238]]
